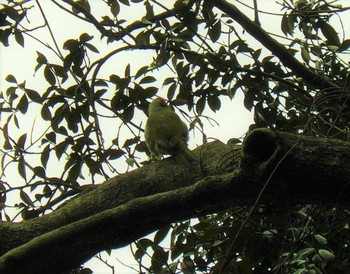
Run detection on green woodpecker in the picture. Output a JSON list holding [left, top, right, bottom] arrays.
[[145, 97, 196, 163]]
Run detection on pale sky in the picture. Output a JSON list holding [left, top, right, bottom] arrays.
[[1, 0, 349, 273]]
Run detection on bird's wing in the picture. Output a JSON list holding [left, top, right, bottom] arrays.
[[147, 108, 186, 149], [145, 117, 162, 159], [181, 120, 189, 142]]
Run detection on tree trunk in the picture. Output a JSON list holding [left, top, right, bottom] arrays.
[[1, 129, 350, 273]]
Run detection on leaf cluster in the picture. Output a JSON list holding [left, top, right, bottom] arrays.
[[1, 0, 350, 273]]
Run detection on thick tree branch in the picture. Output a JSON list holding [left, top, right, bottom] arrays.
[[212, 0, 340, 91], [0, 141, 236, 256], [2, 129, 350, 273], [0, 172, 235, 274]]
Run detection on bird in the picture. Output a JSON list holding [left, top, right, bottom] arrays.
[[144, 97, 196, 164]]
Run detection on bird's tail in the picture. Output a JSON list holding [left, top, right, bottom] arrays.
[[174, 140, 197, 165]]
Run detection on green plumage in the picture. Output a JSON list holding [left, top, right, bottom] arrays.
[[145, 98, 196, 163]]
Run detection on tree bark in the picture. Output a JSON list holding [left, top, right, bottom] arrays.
[[1, 129, 350, 273]]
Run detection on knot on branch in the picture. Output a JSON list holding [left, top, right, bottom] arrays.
[[240, 128, 282, 177]]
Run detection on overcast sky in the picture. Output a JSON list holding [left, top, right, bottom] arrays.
[[1, 0, 350, 273]]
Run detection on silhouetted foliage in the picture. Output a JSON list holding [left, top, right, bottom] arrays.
[[1, 0, 350, 273]]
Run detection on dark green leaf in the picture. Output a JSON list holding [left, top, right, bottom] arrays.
[[140, 76, 156, 84], [79, 33, 93, 43], [55, 139, 70, 159], [171, 242, 186, 261], [46, 132, 56, 143], [196, 96, 206, 115], [167, 82, 176, 101], [16, 133, 27, 150], [18, 157, 27, 180], [314, 234, 327, 245], [5, 74, 17, 83], [36, 51, 48, 65], [20, 190, 34, 207], [67, 162, 81, 183], [338, 39, 350, 52], [86, 156, 102, 177], [320, 21, 340, 46], [85, 43, 99, 53], [281, 12, 294, 36], [125, 64, 130, 77], [319, 249, 335, 262], [135, 66, 149, 79], [73, 0, 91, 13], [151, 245, 168, 271], [163, 77, 175, 86], [208, 95, 221, 112], [41, 104, 52, 121], [105, 149, 125, 160], [51, 64, 68, 80], [2, 122, 12, 150], [110, 1, 120, 16], [135, 141, 147, 152], [44, 66, 56, 85], [134, 238, 153, 260], [33, 166, 46, 178], [25, 89, 41, 102], [93, 89, 107, 100], [6, 86, 16, 98], [41, 144, 50, 168], [119, 0, 130, 5], [243, 88, 254, 111], [17, 94, 28, 114], [208, 21, 221, 42], [43, 185, 52, 198], [301, 46, 310, 63], [123, 136, 140, 148], [145, 1, 154, 18], [154, 225, 170, 244], [122, 105, 134, 123], [143, 87, 158, 98], [58, 126, 69, 136], [13, 113, 20, 128], [15, 31, 24, 47]]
